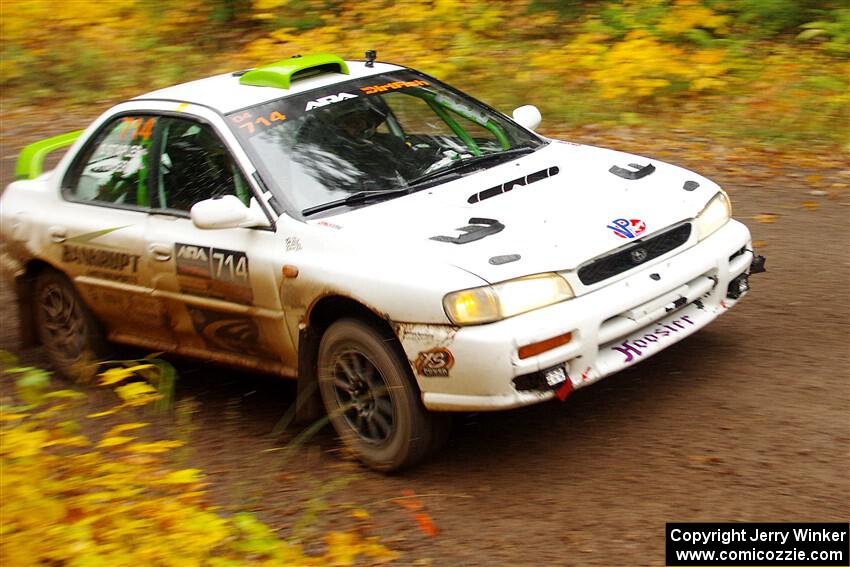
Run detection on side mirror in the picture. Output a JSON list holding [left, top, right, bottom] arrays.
[[512, 105, 542, 131], [190, 195, 270, 229]]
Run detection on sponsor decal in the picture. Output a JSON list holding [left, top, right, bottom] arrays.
[[305, 92, 358, 111], [62, 245, 140, 273], [175, 243, 253, 304], [414, 348, 454, 377], [612, 314, 695, 363], [60, 227, 141, 280], [284, 236, 303, 252], [116, 117, 156, 142], [360, 79, 429, 95], [316, 220, 342, 230], [229, 109, 286, 135], [187, 308, 273, 358], [607, 218, 646, 239]]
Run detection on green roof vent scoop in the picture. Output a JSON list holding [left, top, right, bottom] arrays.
[[239, 53, 350, 90]]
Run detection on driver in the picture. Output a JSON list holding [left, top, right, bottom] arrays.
[[331, 100, 417, 178]]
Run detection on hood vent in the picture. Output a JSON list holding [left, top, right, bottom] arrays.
[[467, 166, 559, 204]]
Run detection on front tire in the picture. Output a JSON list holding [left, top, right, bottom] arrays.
[[34, 269, 106, 382], [317, 318, 444, 472]]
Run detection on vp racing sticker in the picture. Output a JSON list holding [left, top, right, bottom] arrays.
[[607, 218, 646, 239], [175, 243, 253, 305]]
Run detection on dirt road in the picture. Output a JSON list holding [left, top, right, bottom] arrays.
[[1, 116, 848, 565]]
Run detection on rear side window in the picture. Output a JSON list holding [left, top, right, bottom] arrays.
[[67, 115, 157, 207]]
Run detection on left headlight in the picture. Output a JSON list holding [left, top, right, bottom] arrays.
[[443, 273, 575, 325], [696, 191, 732, 240]]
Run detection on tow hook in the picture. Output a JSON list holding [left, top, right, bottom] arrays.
[[750, 254, 767, 274]]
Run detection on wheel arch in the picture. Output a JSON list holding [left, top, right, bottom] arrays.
[[14, 258, 59, 348], [295, 293, 412, 423]]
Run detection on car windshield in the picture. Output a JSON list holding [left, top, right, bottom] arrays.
[[227, 70, 544, 216]]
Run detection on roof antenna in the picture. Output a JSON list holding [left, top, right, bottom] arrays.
[[365, 50, 376, 67]]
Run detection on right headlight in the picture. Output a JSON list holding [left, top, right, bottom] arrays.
[[696, 190, 731, 241], [443, 273, 574, 325]]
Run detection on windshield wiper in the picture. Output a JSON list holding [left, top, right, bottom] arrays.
[[302, 188, 411, 217], [407, 146, 538, 188]]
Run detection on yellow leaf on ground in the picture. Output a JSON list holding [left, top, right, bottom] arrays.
[[123, 440, 184, 454], [105, 423, 149, 437], [802, 201, 819, 211], [325, 532, 357, 566], [87, 408, 119, 418], [752, 240, 768, 248], [99, 364, 154, 385], [97, 435, 136, 448], [0, 412, 31, 421], [753, 213, 778, 224], [115, 382, 159, 406], [162, 468, 203, 484], [351, 508, 370, 520]]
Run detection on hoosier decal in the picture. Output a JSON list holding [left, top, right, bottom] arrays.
[[612, 314, 695, 363]]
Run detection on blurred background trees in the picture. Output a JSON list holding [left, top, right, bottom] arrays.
[[1, 0, 847, 149]]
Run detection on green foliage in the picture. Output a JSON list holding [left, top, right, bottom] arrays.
[[797, 7, 850, 56], [0, 0, 846, 152]]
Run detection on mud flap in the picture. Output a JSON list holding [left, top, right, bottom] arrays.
[[294, 326, 324, 424]]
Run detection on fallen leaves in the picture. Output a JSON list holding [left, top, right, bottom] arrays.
[[394, 490, 440, 538], [752, 213, 779, 224]]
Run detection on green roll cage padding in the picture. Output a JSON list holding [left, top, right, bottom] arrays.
[[240, 53, 350, 90], [15, 130, 84, 180], [426, 99, 481, 156], [406, 89, 510, 154]]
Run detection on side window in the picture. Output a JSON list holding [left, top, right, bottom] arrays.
[[155, 117, 250, 212], [69, 115, 157, 206]]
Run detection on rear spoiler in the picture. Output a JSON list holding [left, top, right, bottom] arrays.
[[14, 130, 83, 180]]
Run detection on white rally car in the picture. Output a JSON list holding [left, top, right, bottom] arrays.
[[1, 52, 764, 470]]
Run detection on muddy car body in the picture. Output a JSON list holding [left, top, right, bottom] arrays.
[[0, 53, 764, 470]]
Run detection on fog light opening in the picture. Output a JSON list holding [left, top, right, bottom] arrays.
[[727, 273, 749, 299]]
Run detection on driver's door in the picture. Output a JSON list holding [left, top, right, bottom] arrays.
[[144, 113, 296, 374]]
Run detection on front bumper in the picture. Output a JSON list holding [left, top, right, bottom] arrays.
[[397, 219, 756, 411]]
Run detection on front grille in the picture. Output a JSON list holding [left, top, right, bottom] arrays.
[[577, 223, 692, 286]]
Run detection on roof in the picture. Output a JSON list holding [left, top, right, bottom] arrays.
[[135, 60, 404, 114]]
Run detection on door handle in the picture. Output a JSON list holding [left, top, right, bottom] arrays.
[[148, 243, 172, 261], [48, 226, 67, 243]]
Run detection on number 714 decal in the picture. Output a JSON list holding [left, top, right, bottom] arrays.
[[175, 243, 253, 304]]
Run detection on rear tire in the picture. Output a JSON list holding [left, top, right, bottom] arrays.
[[317, 318, 446, 472], [34, 269, 107, 382]]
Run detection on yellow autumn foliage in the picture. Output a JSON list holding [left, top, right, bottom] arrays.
[[0, 361, 398, 566], [0, 0, 846, 149]]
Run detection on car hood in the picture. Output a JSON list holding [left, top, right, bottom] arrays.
[[310, 141, 722, 284]]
